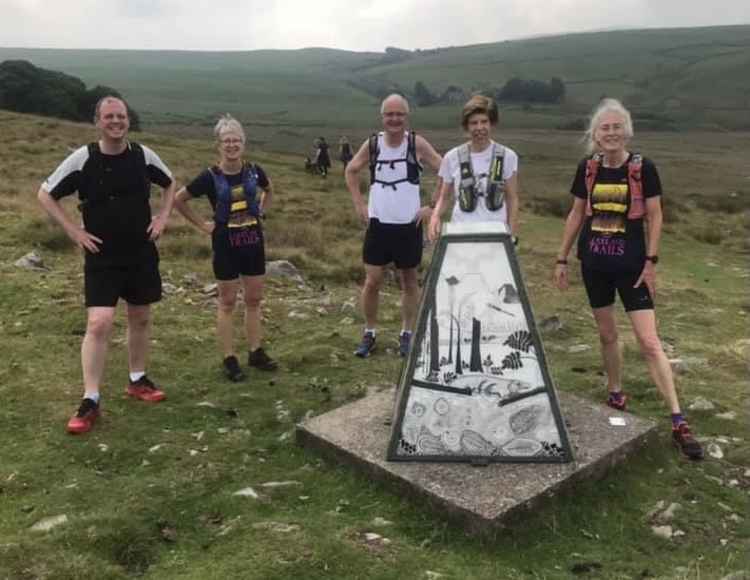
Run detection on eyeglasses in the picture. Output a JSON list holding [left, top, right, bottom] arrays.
[[382, 112, 407, 118], [220, 138, 243, 145]]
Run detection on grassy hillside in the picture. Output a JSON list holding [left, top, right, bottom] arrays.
[[0, 110, 748, 579], [1, 25, 749, 152]]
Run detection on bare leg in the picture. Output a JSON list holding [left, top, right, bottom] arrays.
[[126, 303, 152, 374], [241, 275, 265, 351], [592, 305, 622, 393], [628, 309, 681, 413], [81, 307, 116, 397], [362, 264, 385, 329], [398, 267, 419, 333], [217, 280, 240, 357]]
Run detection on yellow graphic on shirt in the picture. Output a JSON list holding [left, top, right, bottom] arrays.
[[228, 184, 258, 229], [591, 183, 628, 234]]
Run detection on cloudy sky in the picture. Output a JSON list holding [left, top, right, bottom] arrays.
[[1, 0, 748, 52]]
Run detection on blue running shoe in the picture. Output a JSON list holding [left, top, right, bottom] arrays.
[[354, 331, 376, 358]]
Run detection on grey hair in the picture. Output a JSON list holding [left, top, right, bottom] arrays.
[[380, 93, 410, 115], [214, 114, 246, 142], [583, 98, 634, 154]]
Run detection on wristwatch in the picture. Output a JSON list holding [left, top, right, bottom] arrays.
[[646, 255, 659, 264]]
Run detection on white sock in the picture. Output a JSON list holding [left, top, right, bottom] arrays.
[[129, 371, 145, 382], [84, 392, 100, 403]]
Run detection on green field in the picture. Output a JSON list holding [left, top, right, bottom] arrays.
[[1, 24, 750, 153], [0, 109, 748, 579]]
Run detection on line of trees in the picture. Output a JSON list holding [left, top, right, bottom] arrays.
[[410, 77, 565, 107], [0, 60, 140, 129]]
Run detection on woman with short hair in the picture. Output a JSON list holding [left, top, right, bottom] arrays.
[[428, 94, 519, 240], [553, 98, 703, 460], [175, 115, 277, 381]]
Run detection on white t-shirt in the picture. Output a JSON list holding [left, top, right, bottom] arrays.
[[368, 132, 421, 224], [438, 141, 518, 224]]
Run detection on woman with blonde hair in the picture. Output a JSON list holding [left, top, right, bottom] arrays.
[[175, 115, 278, 381], [553, 98, 703, 460]]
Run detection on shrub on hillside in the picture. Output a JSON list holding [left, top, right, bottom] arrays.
[[0, 60, 140, 130]]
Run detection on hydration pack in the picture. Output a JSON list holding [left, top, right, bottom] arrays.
[[368, 131, 421, 190], [584, 153, 645, 219], [210, 163, 261, 225], [79, 141, 149, 210], [457, 142, 506, 213]]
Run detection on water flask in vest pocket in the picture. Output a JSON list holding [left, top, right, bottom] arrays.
[[485, 184, 505, 211], [458, 185, 478, 212]]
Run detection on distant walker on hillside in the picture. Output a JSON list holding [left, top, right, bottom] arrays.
[[37, 95, 176, 435]]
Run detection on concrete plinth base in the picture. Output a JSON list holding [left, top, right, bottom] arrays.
[[296, 387, 658, 534]]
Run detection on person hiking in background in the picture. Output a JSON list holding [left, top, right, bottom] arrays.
[[38, 95, 176, 434], [553, 98, 703, 460], [316, 136, 331, 177], [339, 136, 354, 170]]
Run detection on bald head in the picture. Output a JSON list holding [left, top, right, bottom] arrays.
[[380, 94, 410, 115]]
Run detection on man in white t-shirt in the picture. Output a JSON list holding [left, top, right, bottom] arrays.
[[429, 95, 519, 241], [345, 94, 442, 358]]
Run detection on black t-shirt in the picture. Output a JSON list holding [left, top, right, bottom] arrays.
[[43, 143, 173, 266], [571, 154, 662, 272]]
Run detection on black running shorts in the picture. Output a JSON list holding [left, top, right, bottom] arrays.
[[581, 265, 654, 312], [212, 226, 266, 281], [84, 257, 162, 307], [363, 218, 423, 269]]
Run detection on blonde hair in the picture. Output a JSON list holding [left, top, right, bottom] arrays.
[[584, 98, 633, 154], [214, 114, 246, 143]]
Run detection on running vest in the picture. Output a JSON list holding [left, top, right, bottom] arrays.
[[456, 142, 506, 213], [368, 130, 421, 189], [78, 141, 149, 210], [584, 153, 645, 219], [210, 164, 261, 225]]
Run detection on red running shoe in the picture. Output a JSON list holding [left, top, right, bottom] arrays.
[[606, 391, 628, 412], [67, 398, 100, 434], [126, 375, 166, 403], [672, 422, 704, 460]]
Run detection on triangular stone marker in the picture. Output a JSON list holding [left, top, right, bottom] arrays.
[[388, 222, 573, 463]]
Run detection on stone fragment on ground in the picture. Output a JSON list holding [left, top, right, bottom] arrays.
[[716, 411, 737, 420], [233, 487, 259, 499], [688, 396, 715, 411], [655, 502, 682, 523], [371, 517, 393, 527], [708, 443, 724, 459], [30, 514, 68, 532], [539, 315, 562, 333], [259, 481, 302, 488], [251, 521, 300, 533], [651, 525, 673, 539], [266, 260, 303, 283], [14, 251, 48, 271], [568, 344, 591, 353]]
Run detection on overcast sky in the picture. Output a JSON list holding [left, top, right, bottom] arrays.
[[1, 0, 748, 52]]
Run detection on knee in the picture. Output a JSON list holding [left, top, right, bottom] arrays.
[[86, 314, 114, 340], [244, 293, 262, 311], [363, 276, 382, 295], [218, 296, 236, 314], [638, 334, 663, 360], [598, 328, 618, 347]]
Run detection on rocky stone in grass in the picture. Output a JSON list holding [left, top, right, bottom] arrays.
[[259, 481, 302, 488], [425, 572, 445, 580], [539, 315, 562, 333], [162, 282, 181, 295], [688, 397, 715, 411], [651, 525, 673, 539], [340, 298, 357, 315], [266, 260, 303, 283], [233, 487, 259, 499], [716, 411, 737, 420], [251, 521, 300, 533], [371, 517, 394, 527], [656, 502, 682, 523], [340, 316, 355, 325], [30, 514, 68, 532], [14, 251, 48, 271], [568, 344, 591, 353], [708, 443, 724, 459], [182, 272, 200, 286]]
